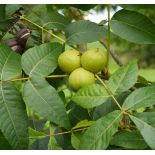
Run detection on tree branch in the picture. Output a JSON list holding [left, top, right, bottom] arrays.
[[100, 39, 123, 67]]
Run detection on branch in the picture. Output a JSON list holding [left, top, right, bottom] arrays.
[[0, 75, 68, 83], [29, 126, 89, 139], [95, 74, 129, 116], [110, 50, 123, 67], [100, 39, 123, 67]]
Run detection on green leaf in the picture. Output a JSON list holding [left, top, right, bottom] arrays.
[[108, 61, 138, 94], [0, 81, 28, 149], [26, 30, 41, 48], [29, 137, 49, 150], [93, 92, 129, 120], [72, 120, 94, 130], [54, 127, 73, 149], [5, 4, 22, 18], [119, 4, 155, 10], [70, 4, 97, 11], [0, 19, 17, 39], [151, 82, 155, 87], [0, 19, 14, 32], [28, 118, 46, 131], [0, 43, 22, 81], [0, 5, 6, 20], [135, 112, 155, 128], [42, 12, 69, 31], [68, 103, 90, 126], [48, 124, 62, 150], [65, 20, 107, 45], [23, 5, 47, 24], [79, 110, 122, 150], [122, 86, 155, 110], [72, 84, 109, 109], [71, 132, 84, 150], [29, 127, 47, 145], [0, 130, 12, 150], [130, 115, 155, 149], [22, 77, 70, 129], [110, 130, 148, 149], [135, 75, 151, 88], [111, 9, 155, 44], [22, 43, 63, 77]]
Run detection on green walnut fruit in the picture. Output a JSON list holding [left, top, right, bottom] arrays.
[[58, 49, 81, 74], [81, 48, 108, 73], [69, 67, 95, 90]]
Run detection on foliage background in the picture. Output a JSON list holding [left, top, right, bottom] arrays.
[[0, 4, 155, 150]]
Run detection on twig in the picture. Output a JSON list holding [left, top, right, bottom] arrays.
[[100, 40, 123, 67], [0, 75, 68, 83], [20, 16, 65, 43], [95, 74, 129, 116], [110, 50, 123, 67], [20, 15, 79, 51], [29, 126, 89, 139]]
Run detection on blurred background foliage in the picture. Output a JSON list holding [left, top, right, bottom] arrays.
[[0, 4, 155, 81]]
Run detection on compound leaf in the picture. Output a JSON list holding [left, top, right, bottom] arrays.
[[0, 43, 22, 81], [111, 9, 155, 44], [79, 110, 122, 149], [130, 115, 155, 149], [72, 84, 109, 109], [22, 43, 63, 77], [108, 60, 138, 94], [65, 20, 107, 45], [23, 77, 70, 129], [122, 86, 155, 110], [0, 81, 28, 149]]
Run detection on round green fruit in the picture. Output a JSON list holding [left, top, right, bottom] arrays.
[[81, 48, 108, 73], [58, 49, 81, 74], [69, 67, 95, 90]]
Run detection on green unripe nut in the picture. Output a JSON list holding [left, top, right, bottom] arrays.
[[81, 48, 108, 73], [69, 67, 95, 90], [58, 49, 81, 74]]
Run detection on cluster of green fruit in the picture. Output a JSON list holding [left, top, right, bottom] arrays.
[[58, 48, 108, 90]]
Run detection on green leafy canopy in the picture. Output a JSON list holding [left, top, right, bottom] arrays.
[[1, 4, 155, 150]]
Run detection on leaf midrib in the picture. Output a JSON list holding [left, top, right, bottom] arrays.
[[130, 115, 155, 133], [29, 46, 60, 76], [130, 116, 155, 149], [0, 52, 12, 80], [73, 95, 109, 98], [92, 113, 122, 149], [81, 112, 122, 149], [124, 91, 155, 110], [109, 63, 134, 93], [28, 80, 61, 121], [29, 52, 52, 76], [0, 83, 19, 147]]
